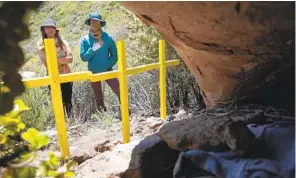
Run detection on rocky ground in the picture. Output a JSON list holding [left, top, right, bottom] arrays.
[[36, 109, 190, 178], [35, 105, 294, 178]]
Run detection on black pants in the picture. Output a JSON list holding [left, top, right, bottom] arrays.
[[61, 82, 73, 117], [49, 82, 73, 117]]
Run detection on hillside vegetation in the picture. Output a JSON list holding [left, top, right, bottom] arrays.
[[20, 1, 202, 130]]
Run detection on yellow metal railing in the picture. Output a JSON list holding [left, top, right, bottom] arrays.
[[21, 39, 180, 158], [159, 40, 167, 119]]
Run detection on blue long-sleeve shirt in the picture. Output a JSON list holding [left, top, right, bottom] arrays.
[[80, 32, 117, 73]]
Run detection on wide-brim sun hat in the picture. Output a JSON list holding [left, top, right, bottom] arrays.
[[85, 13, 106, 27], [40, 18, 57, 31]]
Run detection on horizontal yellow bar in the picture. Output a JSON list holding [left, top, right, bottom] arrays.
[[22, 76, 51, 88], [126, 63, 160, 76], [90, 70, 119, 82], [59, 71, 91, 83], [165, 59, 180, 67], [19, 59, 180, 89]]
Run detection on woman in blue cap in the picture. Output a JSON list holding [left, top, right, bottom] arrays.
[[80, 13, 120, 113]]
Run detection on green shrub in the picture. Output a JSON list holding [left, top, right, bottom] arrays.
[[0, 99, 75, 178], [20, 87, 53, 131]]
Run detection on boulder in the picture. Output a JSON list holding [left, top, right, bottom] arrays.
[[120, 2, 295, 110], [157, 112, 267, 157], [75, 135, 179, 178], [111, 134, 180, 178]]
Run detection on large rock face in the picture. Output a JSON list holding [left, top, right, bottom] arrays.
[[120, 2, 295, 109]]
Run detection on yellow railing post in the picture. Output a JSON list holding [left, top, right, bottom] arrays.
[[159, 40, 167, 120], [44, 39, 69, 158], [117, 40, 130, 143]]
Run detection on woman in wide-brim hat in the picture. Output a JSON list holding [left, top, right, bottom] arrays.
[[37, 18, 74, 117]]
